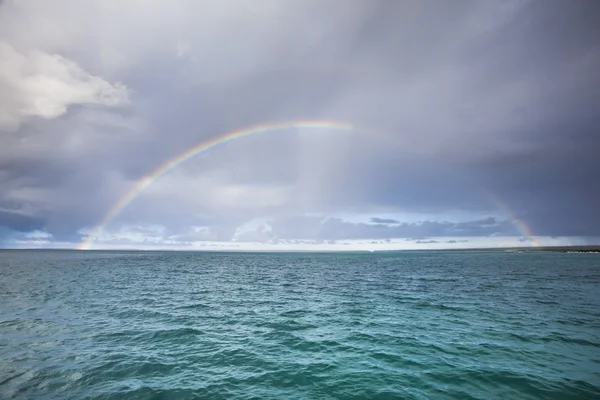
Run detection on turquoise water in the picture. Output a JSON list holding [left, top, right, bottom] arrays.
[[1, 250, 599, 399]]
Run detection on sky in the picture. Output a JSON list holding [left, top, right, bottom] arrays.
[[0, 0, 599, 251]]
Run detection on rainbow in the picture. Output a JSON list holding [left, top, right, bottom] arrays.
[[78, 120, 354, 250], [487, 192, 540, 247]]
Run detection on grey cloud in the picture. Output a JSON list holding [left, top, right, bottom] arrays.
[[234, 215, 516, 243], [475, 142, 600, 237], [0, 210, 44, 232], [0, 0, 599, 246], [318, 217, 514, 241], [370, 217, 399, 224]]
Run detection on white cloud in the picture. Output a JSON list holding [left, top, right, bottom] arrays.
[[62, 231, 599, 252], [22, 229, 53, 241], [0, 42, 129, 130]]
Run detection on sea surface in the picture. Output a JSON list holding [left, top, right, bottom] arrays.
[[1, 250, 599, 399]]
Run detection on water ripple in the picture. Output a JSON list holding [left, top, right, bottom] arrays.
[[1, 250, 599, 399]]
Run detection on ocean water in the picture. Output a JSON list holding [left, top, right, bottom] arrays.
[[1, 250, 599, 399]]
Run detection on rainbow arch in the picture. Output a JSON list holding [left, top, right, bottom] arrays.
[[78, 120, 539, 250], [78, 120, 354, 250]]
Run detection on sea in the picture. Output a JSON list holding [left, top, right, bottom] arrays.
[[1, 250, 599, 399]]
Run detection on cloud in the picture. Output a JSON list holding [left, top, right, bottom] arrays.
[[0, 42, 129, 131], [0, 0, 599, 248], [0, 210, 44, 232], [193, 215, 517, 243], [370, 217, 399, 224]]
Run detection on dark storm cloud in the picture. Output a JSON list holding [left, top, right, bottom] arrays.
[[0, 210, 44, 232], [0, 0, 599, 246], [316, 151, 493, 213], [315, 0, 600, 236], [0, 112, 142, 241], [475, 140, 600, 236]]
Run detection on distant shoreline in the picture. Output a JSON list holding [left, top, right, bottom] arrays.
[[1, 245, 599, 253], [441, 245, 600, 253]]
